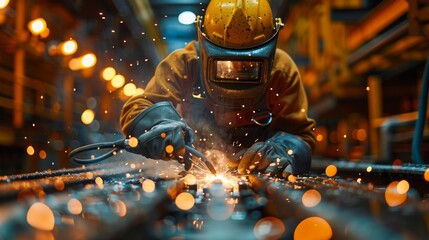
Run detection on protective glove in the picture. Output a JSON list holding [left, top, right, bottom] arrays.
[[125, 101, 195, 170], [229, 132, 312, 177]]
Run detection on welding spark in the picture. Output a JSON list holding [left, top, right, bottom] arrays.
[[187, 149, 241, 190]]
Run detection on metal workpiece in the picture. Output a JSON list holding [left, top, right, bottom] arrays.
[[0, 157, 429, 240]]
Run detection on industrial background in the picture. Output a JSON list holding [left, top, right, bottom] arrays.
[[1, 0, 429, 239]]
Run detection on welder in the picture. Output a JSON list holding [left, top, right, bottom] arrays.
[[120, 0, 316, 177]]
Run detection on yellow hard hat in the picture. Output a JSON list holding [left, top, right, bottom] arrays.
[[203, 0, 275, 49]]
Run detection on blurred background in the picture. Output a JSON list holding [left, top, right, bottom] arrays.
[[1, 0, 428, 175]]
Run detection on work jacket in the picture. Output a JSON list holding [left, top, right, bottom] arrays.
[[120, 41, 316, 155]]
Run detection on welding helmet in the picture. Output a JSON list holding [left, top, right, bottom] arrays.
[[195, 0, 283, 108]]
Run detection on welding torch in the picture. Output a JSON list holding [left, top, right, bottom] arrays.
[[185, 145, 217, 175], [68, 138, 217, 175]]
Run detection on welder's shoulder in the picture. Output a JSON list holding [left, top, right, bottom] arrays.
[[166, 40, 199, 63], [273, 48, 298, 73]]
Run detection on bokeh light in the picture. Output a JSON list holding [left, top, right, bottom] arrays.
[[128, 137, 138, 148], [254, 217, 286, 240], [294, 217, 333, 240], [123, 83, 137, 96], [111, 74, 125, 88], [27, 145, 35, 155], [113, 200, 127, 217], [39, 150, 47, 159], [102, 67, 116, 81], [178, 11, 196, 25], [325, 164, 337, 177], [81, 109, 95, 125], [0, 0, 10, 9], [396, 180, 409, 194], [95, 176, 103, 186], [28, 18, 47, 35], [60, 39, 78, 55], [206, 200, 234, 221], [27, 202, 55, 231], [67, 198, 83, 215], [385, 181, 407, 207], [184, 174, 197, 185], [302, 189, 322, 208], [142, 179, 156, 193], [81, 53, 97, 68], [175, 192, 195, 210]]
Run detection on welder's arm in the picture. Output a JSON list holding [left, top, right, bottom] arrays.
[[125, 101, 195, 169], [230, 132, 312, 177]]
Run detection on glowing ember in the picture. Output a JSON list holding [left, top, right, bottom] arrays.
[[27, 202, 55, 231], [294, 217, 332, 240]]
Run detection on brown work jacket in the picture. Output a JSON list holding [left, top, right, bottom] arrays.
[[120, 41, 316, 153]]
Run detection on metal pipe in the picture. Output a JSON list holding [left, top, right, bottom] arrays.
[[412, 55, 429, 164]]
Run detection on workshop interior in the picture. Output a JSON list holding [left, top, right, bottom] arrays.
[[1, 0, 429, 239]]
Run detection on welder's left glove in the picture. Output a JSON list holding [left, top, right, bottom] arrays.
[[229, 132, 312, 177], [125, 101, 195, 170]]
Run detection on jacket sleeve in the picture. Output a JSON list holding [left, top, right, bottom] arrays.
[[120, 41, 199, 137], [268, 49, 316, 152]]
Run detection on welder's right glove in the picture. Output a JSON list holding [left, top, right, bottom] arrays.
[[229, 132, 312, 177], [125, 101, 195, 170]]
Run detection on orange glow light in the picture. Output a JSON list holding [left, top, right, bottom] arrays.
[[39, 150, 47, 159], [27, 202, 55, 231], [60, 39, 78, 55], [184, 174, 197, 185], [165, 145, 174, 154], [111, 74, 125, 88], [0, 0, 10, 9], [325, 164, 337, 177], [294, 217, 333, 240], [81, 109, 95, 125], [27, 146, 35, 156], [113, 200, 127, 217], [175, 192, 195, 210], [28, 18, 47, 35], [102, 67, 116, 81], [396, 180, 410, 195], [123, 83, 137, 96], [67, 198, 83, 215], [128, 137, 138, 148], [254, 217, 286, 240], [81, 53, 97, 68], [385, 181, 407, 207], [302, 189, 322, 208], [142, 179, 156, 193]]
